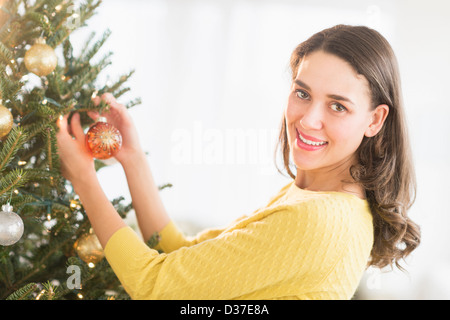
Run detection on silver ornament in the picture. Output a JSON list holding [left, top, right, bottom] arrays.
[[0, 204, 24, 246]]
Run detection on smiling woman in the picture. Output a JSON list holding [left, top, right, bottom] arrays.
[[56, 24, 420, 300], [277, 24, 421, 270], [285, 50, 390, 190]]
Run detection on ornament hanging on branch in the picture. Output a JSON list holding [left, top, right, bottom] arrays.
[[0, 104, 13, 138], [0, 203, 24, 246], [86, 117, 122, 160], [73, 231, 104, 264], [24, 38, 57, 77]]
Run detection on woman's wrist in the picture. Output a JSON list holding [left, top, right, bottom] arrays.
[[70, 167, 99, 195], [117, 148, 146, 168]]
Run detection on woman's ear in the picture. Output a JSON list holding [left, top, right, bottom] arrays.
[[365, 104, 389, 137]]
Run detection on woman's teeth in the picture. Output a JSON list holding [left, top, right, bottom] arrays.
[[299, 133, 327, 146]]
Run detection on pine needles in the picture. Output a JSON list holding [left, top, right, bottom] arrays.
[[0, 0, 142, 300]]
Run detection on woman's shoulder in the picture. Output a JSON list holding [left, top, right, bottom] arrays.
[[266, 191, 373, 245], [262, 181, 295, 207], [266, 187, 373, 228], [238, 181, 373, 232]]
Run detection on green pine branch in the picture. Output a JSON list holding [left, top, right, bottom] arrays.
[[0, 41, 13, 65], [0, 126, 28, 173], [0, 168, 28, 198], [0, 0, 144, 301], [6, 282, 38, 300]]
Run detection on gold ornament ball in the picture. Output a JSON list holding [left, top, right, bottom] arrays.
[[24, 39, 57, 77], [0, 104, 13, 138], [73, 232, 104, 264]]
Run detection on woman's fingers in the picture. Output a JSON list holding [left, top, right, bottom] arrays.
[[94, 93, 126, 111], [87, 110, 100, 121], [56, 114, 71, 141], [57, 112, 86, 144], [70, 112, 85, 141], [92, 93, 116, 106], [100, 93, 116, 105], [91, 93, 125, 125], [92, 96, 101, 106]]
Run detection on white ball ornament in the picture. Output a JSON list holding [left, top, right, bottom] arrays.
[[0, 203, 24, 246]]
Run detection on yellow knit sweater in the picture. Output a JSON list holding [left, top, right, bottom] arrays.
[[104, 181, 374, 300]]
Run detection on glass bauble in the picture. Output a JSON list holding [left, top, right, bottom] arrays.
[[0, 204, 24, 246], [73, 232, 104, 264], [85, 117, 122, 160], [24, 38, 57, 77], [0, 104, 13, 138]]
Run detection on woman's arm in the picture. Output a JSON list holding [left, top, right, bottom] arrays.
[[72, 170, 126, 248], [119, 149, 170, 242], [90, 94, 170, 242], [56, 112, 126, 247], [103, 204, 354, 300]]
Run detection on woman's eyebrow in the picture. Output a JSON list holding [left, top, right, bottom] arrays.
[[327, 94, 354, 106], [294, 79, 311, 90], [294, 78, 354, 105]]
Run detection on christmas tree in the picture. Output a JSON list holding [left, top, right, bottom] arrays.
[[0, 0, 155, 300]]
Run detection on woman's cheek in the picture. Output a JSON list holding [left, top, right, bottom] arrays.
[[286, 97, 304, 123], [329, 122, 365, 155]]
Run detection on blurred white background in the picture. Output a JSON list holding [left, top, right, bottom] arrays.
[[69, 0, 450, 299]]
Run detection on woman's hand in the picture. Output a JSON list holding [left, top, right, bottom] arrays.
[[56, 112, 97, 190], [89, 94, 170, 241], [90, 93, 143, 165], [56, 100, 129, 248]]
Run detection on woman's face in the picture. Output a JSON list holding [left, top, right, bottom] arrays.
[[286, 50, 385, 174]]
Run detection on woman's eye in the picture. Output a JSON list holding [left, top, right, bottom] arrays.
[[295, 90, 310, 100], [330, 102, 347, 112]]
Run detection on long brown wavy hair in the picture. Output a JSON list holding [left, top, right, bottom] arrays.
[[275, 25, 420, 270]]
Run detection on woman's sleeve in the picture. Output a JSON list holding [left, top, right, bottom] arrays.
[[104, 205, 350, 300], [154, 216, 248, 253]]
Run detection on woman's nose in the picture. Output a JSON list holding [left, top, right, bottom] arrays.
[[300, 104, 324, 131]]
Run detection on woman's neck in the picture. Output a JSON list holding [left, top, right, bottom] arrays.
[[294, 160, 366, 200]]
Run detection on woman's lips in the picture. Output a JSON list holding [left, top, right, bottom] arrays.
[[297, 129, 327, 143], [296, 129, 328, 151]]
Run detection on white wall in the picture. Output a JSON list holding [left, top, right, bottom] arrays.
[[69, 0, 450, 299]]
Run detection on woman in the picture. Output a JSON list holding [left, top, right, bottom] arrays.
[[56, 25, 420, 299]]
